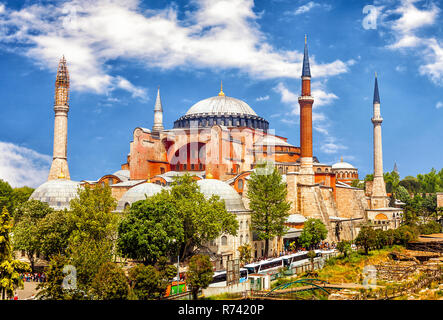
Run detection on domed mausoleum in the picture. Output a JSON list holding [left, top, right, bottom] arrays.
[[30, 179, 81, 211]]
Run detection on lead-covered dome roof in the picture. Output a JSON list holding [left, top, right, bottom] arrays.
[[30, 179, 81, 211], [186, 96, 257, 117], [116, 182, 163, 211], [197, 179, 246, 212]]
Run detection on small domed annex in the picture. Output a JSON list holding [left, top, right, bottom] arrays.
[[116, 182, 163, 211], [30, 179, 81, 211], [197, 179, 246, 212]]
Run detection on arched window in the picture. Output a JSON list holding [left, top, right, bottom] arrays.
[[108, 178, 113, 185], [238, 179, 244, 190], [221, 236, 228, 246], [240, 235, 243, 244], [246, 234, 249, 243], [317, 168, 322, 173], [124, 203, 130, 210], [240, 220, 243, 230]]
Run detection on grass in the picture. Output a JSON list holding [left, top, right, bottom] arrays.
[[205, 292, 243, 300]]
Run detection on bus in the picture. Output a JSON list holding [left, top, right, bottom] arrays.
[[208, 268, 249, 287]]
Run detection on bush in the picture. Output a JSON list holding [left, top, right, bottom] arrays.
[[419, 221, 442, 235], [394, 225, 418, 245]]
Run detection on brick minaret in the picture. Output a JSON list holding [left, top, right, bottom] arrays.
[[48, 56, 70, 180], [371, 73, 388, 208], [152, 87, 164, 133], [298, 36, 315, 184]]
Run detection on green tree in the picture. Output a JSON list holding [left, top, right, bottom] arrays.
[[246, 164, 291, 257], [186, 254, 214, 300], [91, 262, 129, 300], [128, 264, 168, 300], [307, 250, 316, 271], [374, 229, 387, 249], [68, 184, 118, 244], [0, 207, 30, 299], [36, 254, 70, 300], [11, 186, 34, 213], [354, 226, 377, 255], [0, 179, 14, 214], [351, 180, 364, 189], [170, 175, 238, 260], [399, 177, 421, 194], [384, 171, 400, 195], [237, 244, 252, 266], [336, 240, 352, 258], [68, 237, 113, 292], [298, 218, 328, 249], [118, 191, 184, 264], [38, 210, 71, 258], [12, 200, 54, 271]]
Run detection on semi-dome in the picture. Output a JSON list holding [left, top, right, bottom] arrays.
[[197, 179, 246, 212], [116, 182, 163, 211], [186, 96, 257, 117], [30, 179, 81, 211]]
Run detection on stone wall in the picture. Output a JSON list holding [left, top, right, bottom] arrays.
[[437, 193, 443, 208], [335, 186, 368, 219]]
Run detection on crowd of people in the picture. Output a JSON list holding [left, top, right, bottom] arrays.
[[21, 272, 46, 283]]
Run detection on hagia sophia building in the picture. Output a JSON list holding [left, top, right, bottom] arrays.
[[30, 38, 403, 267]]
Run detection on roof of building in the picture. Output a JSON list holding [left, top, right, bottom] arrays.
[[185, 95, 257, 117], [112, 169, 130, 181], [116, 182, 163, 211], [286, 214, 306, 224], [332, 160, 355, 170], [254, 135, 294, 147], [197, 179, 247, 212], [30, 179, 81, 211]]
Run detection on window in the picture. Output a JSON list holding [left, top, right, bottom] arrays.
[[238, 179, 244, 190], [240, 235, 243, 244], [191, 164, 195, 170], [183, 164, 187, 170], [221, 236, 228, 246], [108, 178, 113, 185], [160, 167, 165, 174], [240, 220, 243, 229], [317, 168, 322, 173], [246, 234, 249, 243]]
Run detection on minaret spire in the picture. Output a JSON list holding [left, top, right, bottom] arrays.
[[48, 56, 71, 180], [152, 86, 164, 132], [371, 73, 388, 208], [298, 36, 315, 184], [302, 34, 311, 78]]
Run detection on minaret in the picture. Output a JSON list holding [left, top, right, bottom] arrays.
[[371, 73, 388, 208], [152, 87, 164, 133], [298, 35, 315, 184], [48, 56, 71, 181]]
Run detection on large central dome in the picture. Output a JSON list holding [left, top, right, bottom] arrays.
[[185, 96, 257, 117], [174, 91, 268, 131]]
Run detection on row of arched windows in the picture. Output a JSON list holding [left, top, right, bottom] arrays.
[[336, 171, 358, 179]]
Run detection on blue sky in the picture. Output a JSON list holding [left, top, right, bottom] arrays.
[[0, 0, 442, 187]]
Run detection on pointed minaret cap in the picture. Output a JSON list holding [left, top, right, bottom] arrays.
[[373, 72, 380, 104], [302, 34, 311, 78], [154, 86, 163, 112]]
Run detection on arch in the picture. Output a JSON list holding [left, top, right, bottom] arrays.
[[375, 213, 388, 220], [221, 235, 228, 245]]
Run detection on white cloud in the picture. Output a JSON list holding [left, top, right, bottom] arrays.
[[436, 101, 443, 109], [0, 0, 351, 96], [0, 142, 51, 188], [256, 95, 269, 101], [381, 0, 443, 86], [321, 137, 348, 154], [287, 1, 331, 16]]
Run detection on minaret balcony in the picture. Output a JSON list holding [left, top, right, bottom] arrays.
[[371, 117, 383, 124], [298, 96, 314, 102]]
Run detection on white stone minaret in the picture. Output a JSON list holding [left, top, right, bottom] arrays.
[[152, 87, 164, 133], [371, 73, 388, 208], [48, 56, 70, 181]]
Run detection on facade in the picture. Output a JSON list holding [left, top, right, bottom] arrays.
[[32, 38, 404, 267]]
